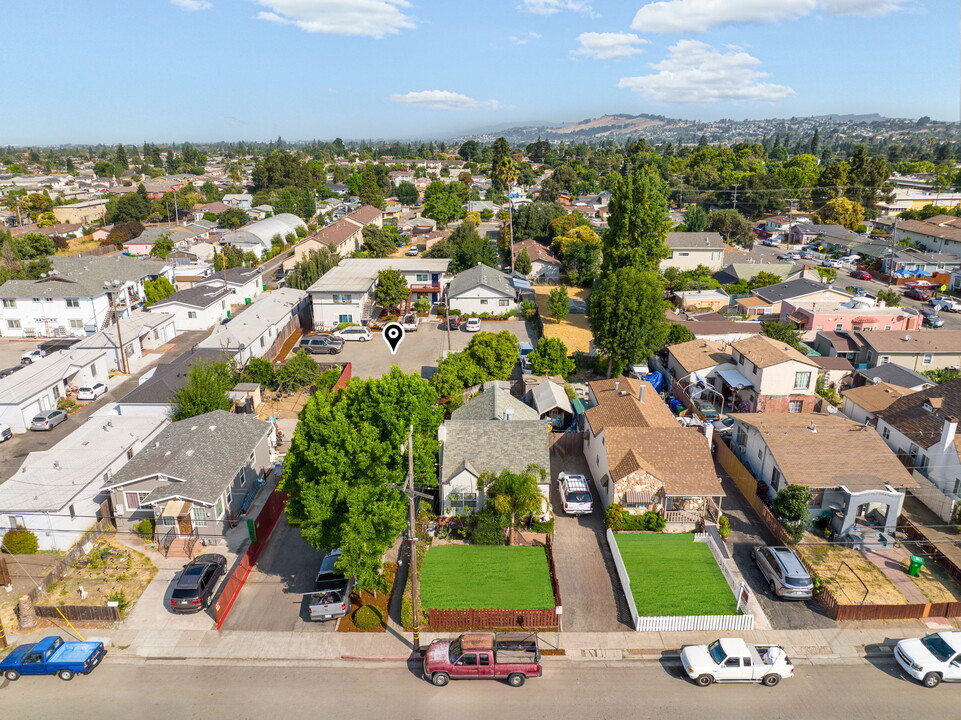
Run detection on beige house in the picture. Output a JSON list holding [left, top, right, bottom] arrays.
[[748, 278, 854, 316], [52, 199, 107, 225], [660, 232, 725, 272], [673, 289, 730, 313], [841, 382, 914, 425], [857, 331, 961, 372], [727, 335, 819, 413]]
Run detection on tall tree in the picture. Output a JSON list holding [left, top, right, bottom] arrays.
[[602, 166, 671, 273], [489, 137, 511, 192], [395, 180, 418, 206], [548, 285, 570, 323], [375, 268, 408, 313], [527, 337, 575, 376], [218, 208, 249, 229], [480, 464, 547, 534], [760, 320, 805, 352], [813, 197, 865, 231], [684, 205, 707, 232], [514, 247, 532, 275], [705, 209, 754, 248], [170, 361, 237, 420]]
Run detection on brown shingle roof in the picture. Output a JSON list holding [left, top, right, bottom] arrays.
[[730, 413, 917, 490], [875, 378, 961, 449], [812, 356, 854, 372], [511, 238, 561, 265], [345, 205, 383, 226], [605, 427, 723, 497], [857, 330, 961, 354], [736, 296, 770, 308], [310, 218, 361, 248], [667, 339, 732, 375], [841, 382, 914, 414], [584, 378, 676, 433], [730, 335, 818, 369]]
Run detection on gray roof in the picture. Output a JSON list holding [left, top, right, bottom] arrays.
[[440, 420, 550, 485], [754, 278, 849, 303], [448, 263, 515, 299], [856, 364, 934, 390], [220, 213, 305, 249], [306, 258, 451, 294], [529, 380, 573, 416], [0, 348, 107, 405], [0, 255, 168, 299], [116, 347, 229, 406], [151, 284, 231, 309], [666, 232, 725, 250], [450, 387, 539, 422], [795, 223, 853, 239], [198, 288, 306, 351], [715, 263, 802, 284], [202, 266, 262, 287], [104, 410, 271, 506], [75, 312, 174, 352]]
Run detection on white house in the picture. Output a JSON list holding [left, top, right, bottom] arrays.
[[307, 258, 451, 330], [0, 416, 168, 550], [148, 285, 231, 331], [446, 263, 518, 316], [220, 213, 306, 258], [222, 193, 253, 210], [74, 312, 178, 373], [0, 256, 171, 338], [660, 232, 726, 272], [199, 266, 265, 305], [511, 239, 561, 281], [0, 348, 109, 433]]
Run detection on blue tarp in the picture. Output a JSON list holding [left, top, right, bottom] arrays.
[[643, 372, 664, 392]]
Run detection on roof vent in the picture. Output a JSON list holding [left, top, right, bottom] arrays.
[[209, 425, 217, 431], [154, 441, 160, 448], [186, 449, 194, 457], [190, 425, 198, 431], [614, 381, 620, 392], [54, 461, 61, 470], [903, 334, 911, 341], [808, 423, 817, 433]]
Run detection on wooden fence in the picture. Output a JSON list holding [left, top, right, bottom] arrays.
[[427, 608, 557, 629], [27, 520, 113, 605], [714, 440, 792, 545], [0, 556, 10, 586], [35, 605, 120, 623], [545, 535, 562, 610]]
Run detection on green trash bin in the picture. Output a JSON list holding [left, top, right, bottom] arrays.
[[908, 555, 925, 577]]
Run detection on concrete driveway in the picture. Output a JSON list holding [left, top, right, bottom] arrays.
[[548, 442, 631, 631], [0, 338, 44, 372], [219, 516, 338, 633]]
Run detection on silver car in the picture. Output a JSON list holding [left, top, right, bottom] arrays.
[[30, 409, 68, 431], [752, 546, 814, 599]]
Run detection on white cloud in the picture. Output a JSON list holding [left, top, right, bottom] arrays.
[[509, 32, 542, 45], [630, 0, 903, 32], [618, 40, 795, 103], [254, 0, 415, 38], [571, 32, 648, 59], [388, 90, 501, 112], [171, 0, 212, 10], [520, 0, 597, 17]]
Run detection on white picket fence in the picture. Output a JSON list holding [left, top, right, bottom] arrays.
[[606, 529, 641, 631]]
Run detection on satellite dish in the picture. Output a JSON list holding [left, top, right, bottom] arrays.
[[872, 377, 882, 384], [827, 405, 838, 414]]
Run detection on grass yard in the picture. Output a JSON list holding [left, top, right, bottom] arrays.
[[797, 536, 905, 605], [420, 545, 555, 610], [614, 533, 737, 616], [533, 285, 593, 354]]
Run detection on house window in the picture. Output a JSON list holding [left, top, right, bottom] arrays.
[[737, 353, 744, 365], [260, 336, 266, 348], [751, 362, 758, 374], [332, 294, 352, 303], [480, 299, 489, 305], [794, 372, 811, 390], [498, 299, 509, 306], [771, 467, 781, 490], [7, 515, 25, 529], [835, 324, 843, 331], [447, 492, 478, 513], [159, 516, 176, 527], [882, 426, 890, 440], [677, 252, 690, 257], [69, 319, 83, 329], [69, 504, 76, 519], [885, 325, 892, 331], [215, 496, 225, 519], [6, 320, 20, 329], [124, 491, 150, 510], [191, 506, 207, 528], [238, 469, 247, 487], [788, 400, 803, 413], [66, 298, 80, 308], [2, 299, 15, 308], [187, 311, 197, 319], [52, 385, 60, 400], [338, 314, 353, 324], [415, 274, 429, 283], [922, 353, 933, 366]]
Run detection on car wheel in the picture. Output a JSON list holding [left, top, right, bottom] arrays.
[[507, 673, 526, 687], [923, 672, 942, 688], [4, 670, 20, 681], [431, 672, 450, 687], [58, 669, 75, 681], [360, 337, 369, 342], [695, 674, 713, 687], [762, 674, 780, 687], [769, 580, 778, 596]]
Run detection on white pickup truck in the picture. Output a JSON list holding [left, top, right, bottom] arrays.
[[895, 631, 961, 687], [680, 638, 795, 687], [931, 296, 961, 313]]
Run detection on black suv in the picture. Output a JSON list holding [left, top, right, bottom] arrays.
[[169, 554, 227, 613]]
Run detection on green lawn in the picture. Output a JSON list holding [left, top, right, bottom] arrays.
[[420, 545, 555, 610], [614, 533, 737, 616]]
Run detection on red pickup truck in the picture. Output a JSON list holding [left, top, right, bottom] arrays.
[[423, 632, 542, 687]]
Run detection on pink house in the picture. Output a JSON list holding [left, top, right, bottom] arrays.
[[781, 299, 922, 334]]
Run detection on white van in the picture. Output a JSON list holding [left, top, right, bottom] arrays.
[[558, 472, 593, 516], [333, 326, 372, 342]]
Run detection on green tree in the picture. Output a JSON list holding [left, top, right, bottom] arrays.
[[588, 268, 668, 377], [515, 248, 532, 275], [431, 330, 520, 404], [275, 349, 320, 392], [375, 268, 408, 313], [423, 181, 463, 227], [489, 137, 511, 192], [242, 357, 277, 389], [282, 368, 444, 592], [395, 180, 418, 206], [602, 166, 671, 272], [143, 277, 175, 307], [481, 464, 546, 533], [361, 224, 400, 258], [425, 220, 497, 273], [761, 320, 805, 352], [773, 485, 813, 542], [12, 232, 55, 260], [527, 337, 575, 376], [93, 160, 116, 178], [548, 285, 570, 323], [36, 212, 58, 228], [922, 368, 961, 384], [218, 207, 249, 229], [665, 323, 697, 344], [876, 288, 900, 307], [21, 192, 54, 221], [150, 233, 174, 258], [816, 267, 837, 284], [106, 192, 151, 223], [285, 247, 339, 290], [748, 271, 784, 290], [514, 202, 567, 242], [684, 205, 707, 232], [561, 238, 601, 286], [705, 209, 754, 247], [170, 361, 237, 421], [813, 197, 865, 231]]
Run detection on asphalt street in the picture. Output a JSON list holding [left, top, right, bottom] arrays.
[[0, 660, 951, 720]]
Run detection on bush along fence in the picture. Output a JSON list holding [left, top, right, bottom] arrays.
[[715, 438, 961, 621], [606, 528, 754, 632]]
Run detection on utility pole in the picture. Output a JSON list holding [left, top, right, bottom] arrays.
[[732, 184, 740, 211], [105, 280, 129, 374], [887, 217, 897, 287]]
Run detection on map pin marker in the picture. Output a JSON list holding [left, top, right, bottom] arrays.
[[383, 322, 405, 355]]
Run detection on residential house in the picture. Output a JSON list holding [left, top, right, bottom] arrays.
[[788, 223, 855, 247], [103, 411, 275, 544], [291, 218, 365, 261], [404, 217, 437, 235], [736, 278, 853, 317], [854, 364, 934, 392], [52, 199, 107, 226], [0, 349, 108, 433], [446, 263, 519, 315], [660, 232, 726, 272], [811, 355, 854, 390], [665, 338, 734, 387], [0, 416, 167, 550], [0, 255, 171, 338], [581, 377, 723, 527], [75, 312, 177, 373], [841, 382, 914, 424], [893, 217, 961, 257], [220, 213, 306, 258], [673, 289, 730, 313], [388, 169, 414, 185], [526, 380, 574, 430], [881, 247, 961, 278], [727, 335, 819, 413], [344, 204, 384, 230], [666, 313, 762, 344], [247, 204, 273, 221], [222, 193, 253, 210], [114, 347, 229, 417], [855, 330, 961, 372], [172, 264, 214, 290], [811, 330, 863, 363], [714, 262, 810, 287], [874, 380, 961, 498], [729, 413, 917, 546], [193, 201, 232, 217], [760, 214, 810, 235], [511, 239, 561, 281], [451, 384, 539, 423], [148, 285, 231, 331], [780, 297, 922, 334], [122, 224, 211, 256], [306, 258, 451, 330], [197, 288, 309, 364], [199, 266, 265, 305]]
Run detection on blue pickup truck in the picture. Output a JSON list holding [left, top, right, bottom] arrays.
[[1, 636, 107, 681]]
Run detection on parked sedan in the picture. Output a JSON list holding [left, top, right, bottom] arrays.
[[169, 554, 228, 613], [30, 409, 68, 431], [0, 424, 11, 442], [333, 326, 373, 342], [905, 288, 931, 301], [778, 252, 800, 261], [821, 258, 843, 268], [921, 309, 945, 328], [464, 318, 482, 332], [76, 383, 107, 401], [845, 285, 868, 297], [850, 269, 873, 281]]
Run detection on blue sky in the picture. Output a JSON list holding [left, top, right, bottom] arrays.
[[2, 0, 957, 144]]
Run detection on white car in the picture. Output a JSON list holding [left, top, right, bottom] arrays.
[[0, 423, 11, 442], [821, 258, 843, 268], [21, 348, 46, 364], [778, 252, 800, 261], [680, 638, 795, 687], [76, 383, 107, 401], [333, 326, 372, 342], [895, 632, 961, 687], [405, 247, 419, 256], [931, 297, 961, 313], [464, 318, 481, 332]]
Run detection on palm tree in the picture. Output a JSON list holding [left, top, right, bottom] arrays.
[[483, 464, 546, 536]]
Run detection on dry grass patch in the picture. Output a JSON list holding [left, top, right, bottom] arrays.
[[797, 538, 906, 605], [533, 285, 593, 354], [908, 556, 961, 603], [55, 233, 103, 256]]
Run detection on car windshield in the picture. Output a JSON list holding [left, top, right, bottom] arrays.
[[784, 575, 811, 587], [32, 416, 46, 423], [707, 640, 726, 665], [79, 387, 92, 393], [171, 589, 199, 599], [566, 492, 591, 504], [921, 634, 955, 662]]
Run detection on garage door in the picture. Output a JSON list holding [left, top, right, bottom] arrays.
[[20, 401, 41, 430]]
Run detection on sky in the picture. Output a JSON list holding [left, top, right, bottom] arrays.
[[2, 0, 958, 144]]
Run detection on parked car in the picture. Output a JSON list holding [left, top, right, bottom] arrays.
[[752, 546, 814, 599], [424, 632, 542, 687], [761, 238, 780, 247], [405, 246, 419, 256], [931, 296, 961, 313], [307, 548, 355, 622], [558, 473, 593, 516], [895, 632, 961, 687], [518, 341, 534, 373], [693, 397, 720, 420], [0, 365, 24, 378], [30, 409, 68, 431], [401, 313, 420, 332], [333, 326, 373, 342], [76, 383, 108, 401], [464, 318, 482, 332], [169, 554, 227, 613], [0, 636, 107, 682], [680, 638, 795, 687], [821, 258, 843, 268], [0, 423, 11, 442], [39, 338, 81, 353], [21, 348, 46, 365], [299, 334, 344, 354], [904, 288, 931, 301], [850, 269, 873, 281], [442, 316, 462, 331], [920, 309, 945, 328], [778, 252, 800, 261], [845, 285, 868, 297]]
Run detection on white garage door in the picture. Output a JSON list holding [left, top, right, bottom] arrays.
[[20, 400, 41, 430]]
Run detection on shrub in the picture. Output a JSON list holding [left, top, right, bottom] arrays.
[[530, 518, 554, 534], [133, 517, 155, 539], [336, 321, 358, 330], [718, 515, 731, 539], [108, 589, 131, 618], [471, 510, 507, 545], [604, 504, 665, 531], [605, 503, 626, 530], [414, 296, 431, 314], [521, 299, 538, 321], [352, 605, 384, 630], [2, 527, 39, 554]]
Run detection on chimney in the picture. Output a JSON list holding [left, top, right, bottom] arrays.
[[503, 408, 514, 421], [942, 416, 959, 449]]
